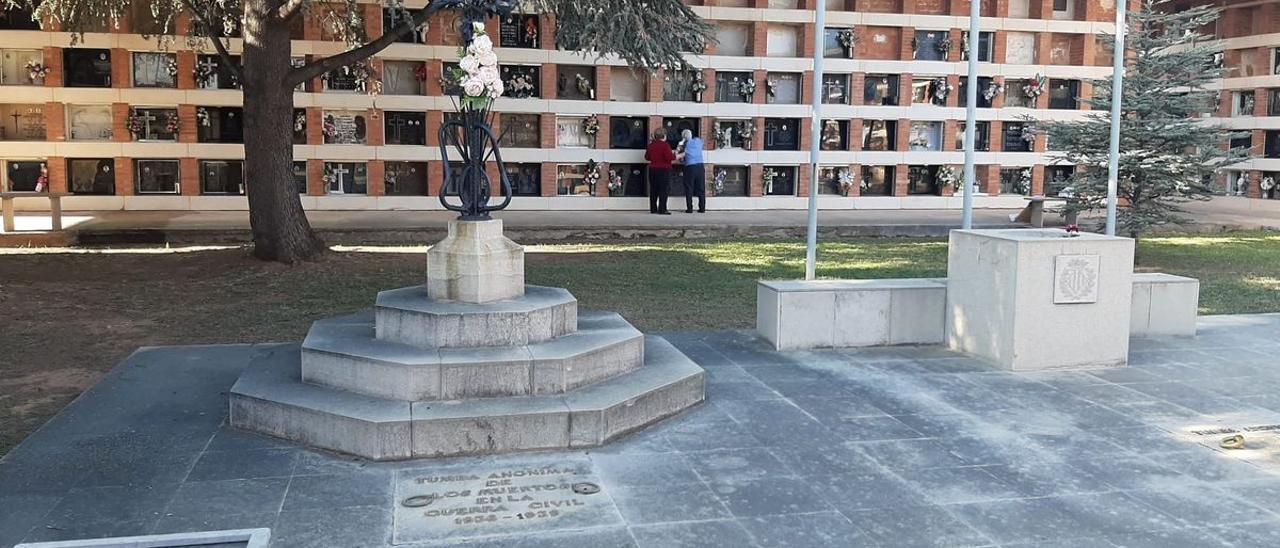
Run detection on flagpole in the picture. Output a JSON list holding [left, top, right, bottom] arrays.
[[804, 0, 827, 280], [1105, 0, 1126, 236], [961, 0, 979, 229]]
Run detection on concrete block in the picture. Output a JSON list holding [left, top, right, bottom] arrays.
[[756, 278, 948, 350], [230, 345, 413, 460], [834, 289, 891, 347], [1132, 273, 1199, 337], [889, 282, 947, 344], [946, 229, 1135, 371], [529, 312, 644, 394], [410, 398, 571, 457], [301, 316, 441, 401], [426, 219, 524, 303], [375, 285, 577, 348], [438, 345, 533, 399]]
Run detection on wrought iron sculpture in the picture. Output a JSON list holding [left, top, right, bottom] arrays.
[[438, 0, 518, 220]]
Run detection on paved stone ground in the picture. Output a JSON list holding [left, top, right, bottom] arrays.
[[4, 314, 1280, 547]]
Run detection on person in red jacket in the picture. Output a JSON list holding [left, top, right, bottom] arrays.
[[644, 129, 676, 215]]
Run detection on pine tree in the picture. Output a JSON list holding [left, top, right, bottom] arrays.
[[14, 0, 712, 262], [1045, 0, 1247, 239]]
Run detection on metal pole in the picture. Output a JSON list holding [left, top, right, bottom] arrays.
[[804, 0, 826, 280], [961, 0, 979, 229], [1105, 0, 1126, 236]]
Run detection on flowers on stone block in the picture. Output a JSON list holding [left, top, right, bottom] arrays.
[[1023, 74, 1047, 98], [582, 114, 600, 136], [584, 159, 601, 195], [24, 60, 49, 83], [453, 22, 503, 109]]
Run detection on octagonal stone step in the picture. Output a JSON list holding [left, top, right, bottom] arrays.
[[229, 336, 705, 460], [375, 285, 576, 348], [302, 310, 644, 401]]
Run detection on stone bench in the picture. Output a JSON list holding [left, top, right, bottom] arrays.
[[757, 272, 1199, 350], [1010, 196, 1078, 228], [1, 192, 67, 232], [756, 278, 947, 350], [1131, 273, 1199, 337]]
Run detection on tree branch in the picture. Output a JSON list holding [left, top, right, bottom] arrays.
[[180, 0, 243, 80], [276, 0, 306, 22], [286, 0, 457, 88]]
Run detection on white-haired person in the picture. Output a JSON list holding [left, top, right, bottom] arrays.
[[676, 129, 706, 213]]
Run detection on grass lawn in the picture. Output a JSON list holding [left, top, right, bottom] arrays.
[[1, 231, 1277, 456]]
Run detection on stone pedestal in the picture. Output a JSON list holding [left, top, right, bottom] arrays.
[[946, 229, 1135, 370], [427, 219, 524, 303]]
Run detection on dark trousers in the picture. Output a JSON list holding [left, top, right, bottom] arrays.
[[683, 164, 706, 212], [648, 167, 670, 213]]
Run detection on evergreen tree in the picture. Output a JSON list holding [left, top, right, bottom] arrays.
[[1045, 0, 1246, 239], [13, 0, 712, 262]]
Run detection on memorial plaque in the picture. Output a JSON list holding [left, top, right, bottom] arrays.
[[499, 13, 539, 48], [392, 460, 621, 544], [609, 116, 647, 149], [64, 49, 112, 87], [1054, 254, 1100, 304], [0, 104, 46, 140], [67, 104, 113, 141], [323, 111, 367, 145]]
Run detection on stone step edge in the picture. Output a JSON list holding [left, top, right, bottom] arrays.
[[228, 336, 705, 460], [300, 311, 647, 401]]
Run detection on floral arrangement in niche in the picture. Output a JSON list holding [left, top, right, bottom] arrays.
[[166, 57, 179, 77], [837, 29, 856, 55], [325, 60, 382, 95], [1261, 176, 1276, 193], [583, 159, 601, 195], [690, 71, 708, 102], [413, 63, 429, 82], [582, 114, 600, 136], [294, 111, 307, 132], [762, 167, 777, 194], [983, 81, 1005, 102], [1014, 168, 1032, 195], [714, 122, 732, 149], [930, 77, 953, 103], [737, 120, 757, 149], [739, 77, 756, 101], [575, 73, 595, 99], [1064, 224, 1081, 237], [196, 107, 211, 127], [165, 112, 179, 134], [1020, 123, 1038, 144], [713, 169, 727, 195], [1023, 74, 1047, 98], [24, 60, 49, 83], [861, 176, 871, 192], [935, 36, 953, 56], [504, 68, 536, 99], [322, 116, 338, 139], [321, 166, 336, 186], [1240, 93, 1256, 115], [451, 22, 502, 107], [765, 78, 777, 100], [937, 165, 960, 191], [607, 169, 624, 195], [838, 168, 856, 196]]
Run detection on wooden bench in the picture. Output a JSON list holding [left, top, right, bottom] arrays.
[[1010, 196, 1078, 227], [1, 192, 68, 232]]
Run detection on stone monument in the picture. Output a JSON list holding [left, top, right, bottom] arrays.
[[945, 228, 1135, 370], [228, 218, 705, 460], [228, 13, 703, 460]]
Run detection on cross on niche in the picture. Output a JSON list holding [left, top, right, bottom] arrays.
[[137, 110, 159, 137], [9, 112, 21, 132], [197, 57, 219, 87], [386, 115, 408, 142], [329, 164, 351, 192]]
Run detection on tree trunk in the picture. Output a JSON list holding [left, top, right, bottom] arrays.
[[240, 0, 326, 263]]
